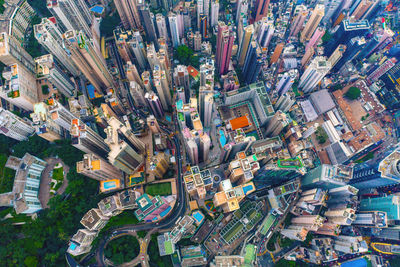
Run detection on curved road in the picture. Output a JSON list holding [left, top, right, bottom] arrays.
[[95, 119, 186, 266]]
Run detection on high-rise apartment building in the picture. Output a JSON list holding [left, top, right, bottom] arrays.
[[238, 24, 254, 67], [305, 27, 325, 52], [350, 0, 373, 20], [216, 22, 235, 75], [46, 97, 77, 131], [0, 64, 38, 111], [0, 32, 35, 74], [47, 0, 92, 38], [328, 44, 346, 68], [107, 116, 145, 153], [236, 0, 248, 24], [156, 13, 168, 41], [34, 54, 75, 97], [274, 93, 295, 113], [128, 31, 147, 70], [149, 152, 169, 179], [34, 18, 80, 76], [129, 81, 147, 108], [299, 56, 331, 93], [289, 5, 308, 37], [173, 65, 190, 103], [210, 0, 219, 27], [63, 30, 114, 94], [126, 61, 144, 87], [199, 86, 214, 128], [147, 115, 161, 133], [253, 0, 270, 22], [77, 153, 123, 181], [30, 102, 63, 141], [300, 4, 324, 43], [168, 12, 180, 48], [276, 69, 297, 95], [145, 92, 165, 118], [104, 88, 125, 116], [138, 3, 157, 45], [113, 0, 141, 30], [350, 150, 400, 189], [70, 119, 110, 158], [242, 41, 263, 84], [265, 111, 289, 137], [153, 65, 171, 111], [0, 107, 34, 141], [256, 17, 274, 48], [105, 125, 143, 175]]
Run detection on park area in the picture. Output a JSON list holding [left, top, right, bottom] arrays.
[[0, 154, 15, 194], [50, 164, 64, 194], [104, 235, 139, 265], [145, 182, 172, 196]]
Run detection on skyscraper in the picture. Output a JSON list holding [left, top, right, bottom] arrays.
[[147, 115, 161, 133], [276, 69, 297, 95], [210, 0, 219, 27], [145, 92, 165, 118], [325, 19, 370, 56], [242, 41, 263, 84], [199, 86, 214, 128], [256, 17, 274, 48], [0, 32, 35, 74], [30, 102, 63, 142], [0, 64, 38, 111], [350, 0, 373, 20], [200, 58, 215, 89], [289, 5, 308, 37], [173, 65, 190, 103], [34, 18, 80, 76], [0, 107, 34, 141], [63, 30, 114, 94], [128, 31, 147, 70], [274, 93, 295, 113], [156, 14, 168, 41], [253, 0, 270, 22], [129, 81, 147, 108], [200, 133, 211, 163], [332, 37, 365, 72], [70, 119, 110, 158], [34, 54, 75, 97], [153, 65, 171, 111], [350, 150, 400, 190], [138, 4, 157, 45], [46, 98, 78, 131], [238, 24, 254, 67], [113, 0, 141, 30], [47, 0, 92, 38], [105, 125, 143, 175], [305, 27, 325, 52], [270, 43, 284, 65], [107, 116, 145, 153], [327, 44, 346, 68], [77, 153, 123, 181], [300, 4, 325, 43], [168, 12, 180, 48], [236, 0, 248, 25], [216, 22, 235, 75], [298, 56, 331, 93], [265, 111, 289, 137]]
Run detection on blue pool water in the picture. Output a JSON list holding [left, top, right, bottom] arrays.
[[219, 130, 226, 147], [193, 211, 205, 223], [243, 184, 254, 195], [103, 181, 116, 189], [69, 242, 77, 251], [341, 258, 367, 267], [87, 84, 95, 99], [176, 99, 183, 110], [159, 206, 172, 217], [90, 5, 104, 14]]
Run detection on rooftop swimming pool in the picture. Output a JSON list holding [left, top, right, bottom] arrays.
[[341, 258, 367, 267], [90, 5, 104, 14], [219, 129, 226, 147], [192, 211, 205, 223], [103, 181, 117, 190], [243, 184, 254, 195]]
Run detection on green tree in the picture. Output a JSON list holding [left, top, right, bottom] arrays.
[[100, 11, 121, 37], [345, 86, 361, 100], [315, 127, 328, 144], [175, 45, 194, 65], [104, 235, 140, 265], [24, 256, 38, 267], [321, 31, 332, 44], [41, 85, 49, 95]]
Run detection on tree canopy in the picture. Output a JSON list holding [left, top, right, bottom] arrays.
[[345, 87, 361, 100]]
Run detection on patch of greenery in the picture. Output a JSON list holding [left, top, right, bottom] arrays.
[[174, 45, 200, 67], [52, 167, 64, 182], [315, 126, 328, 144], [145, 183, 172, 196], [27, 0, 52, 17], [0, 154, 16, 194], [0, 0, 5, 14], [104, 235, 139, 265], [345, 86, 361, 100], [137, 230, 147, 239], [25, 16, 45, 58], [148, 234, 173, 267], [321, 31, 332, 44], [100, 11, 121, 37], [267, 232, 278, 251], [41, 85, 49, 95], [355, 151, 375, 163]]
